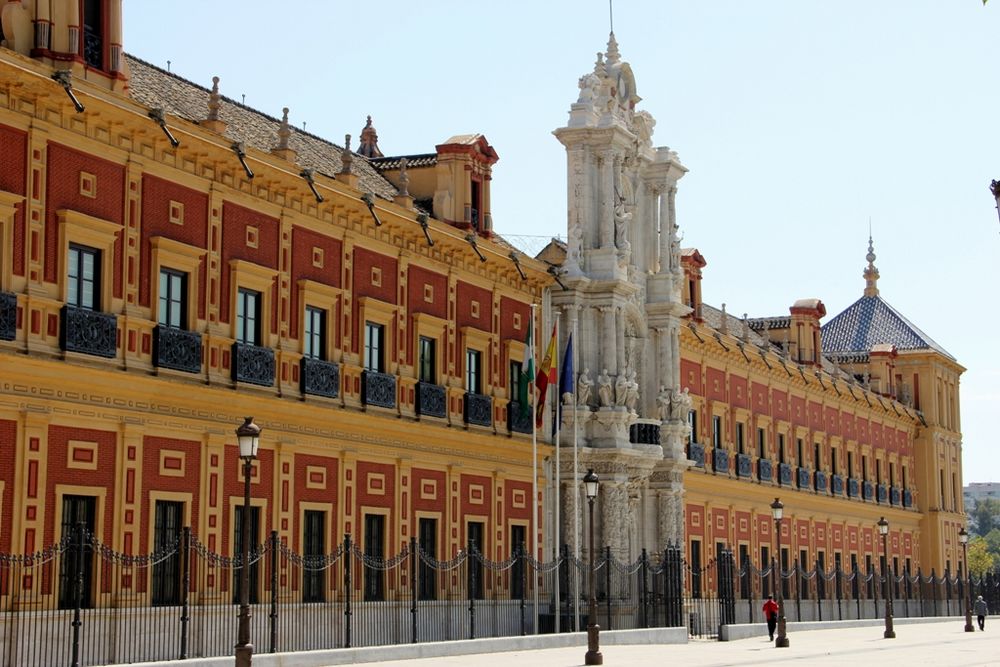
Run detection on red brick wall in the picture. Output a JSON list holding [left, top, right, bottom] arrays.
[[730, 375, 748, 409], [139, 175, 209, 316], [0, 124, 27, 277], [455, 281, 491, 331], [680, 359, 702, 395], [290, 227, 342, 339], [44, 425, 118, 545], [138, 436, 203, 552], [407, 266, 447, 320], [44, 144, 125, 295], [0, 420, 15, 552], [219, 202, 279, 327], [459, 473, 492, 548], [292, 453, 340, 551]]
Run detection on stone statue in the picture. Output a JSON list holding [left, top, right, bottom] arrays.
[[676, 387, 693, 420], [614, 197, 632, 253], [597, 369, 613, 407], [624, 369, 639, 412], [614, 371, 628, 406], [577, 368, 593, 406], [656, 385, 671, 422], [576, 72, 601, 105]]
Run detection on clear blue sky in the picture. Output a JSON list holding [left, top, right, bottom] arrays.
[[124, 1, 999, 484]]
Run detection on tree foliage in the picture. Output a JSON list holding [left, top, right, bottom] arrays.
[[971, 498, 1000, 536], [967, 537, 995, 576]]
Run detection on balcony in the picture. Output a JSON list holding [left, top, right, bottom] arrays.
[[464, 392, 492, 427], [713, 448, 729, 474], [231, 342, 275, 387], [876, 484, 888, 504], [153, 326, 202, 373], [758, 459, 773, 483], [60, 306, 117, 358], [778, 463, 793, 486], [848, 478, 860, 498], [815, 471, 828, 493], [507, 401, 532, 434], [863, 480, 875, 501], [831, 474, 844, 496], [796, 467, 811, 490], [903, 489, 913, 508], [300, 357, 340, 399], [736, 453, 752, 478], [630, 421, 660, 445], [361, 370, 396, 409], [415, 382, 446, 418], [688, 442, 705, 468], [890, 486, 901, 506], [0, 291, 15, 340]]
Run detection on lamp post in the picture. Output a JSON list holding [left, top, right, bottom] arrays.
[[960, 527, 974, 633], [583, 469, 602, 666], [235, 416, 261, 667], [878, 516, 895, 639], [770, 497, 789, 648]]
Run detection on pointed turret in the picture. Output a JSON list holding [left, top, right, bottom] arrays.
[[863, 235, 880, 297], [357, 116, 384, 158]]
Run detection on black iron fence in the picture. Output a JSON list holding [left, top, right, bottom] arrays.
[[0, 530, 996, 666]]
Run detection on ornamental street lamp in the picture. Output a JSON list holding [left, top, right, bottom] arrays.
[[235, 416, 261, 667], [770, 497, 789, 648], [878, 517, 895, 639], [583, 469, 602, 666], [960, 527, 974, 633]]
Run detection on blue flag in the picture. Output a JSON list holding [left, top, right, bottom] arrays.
[[556, 334, 574, 432]]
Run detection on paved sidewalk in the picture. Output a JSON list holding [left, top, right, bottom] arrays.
[[346, 621, 999, 667]]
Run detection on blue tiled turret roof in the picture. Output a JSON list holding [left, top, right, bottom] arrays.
[[821, 295, 954, 361]]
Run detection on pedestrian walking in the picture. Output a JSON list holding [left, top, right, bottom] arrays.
[[973, 594, 988, 631], [762, 594, 779, 641]]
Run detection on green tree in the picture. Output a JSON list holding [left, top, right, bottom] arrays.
[[984, 528, 1000, 559], [967, 537, 995, 576], [971, 498, 1000, 536]]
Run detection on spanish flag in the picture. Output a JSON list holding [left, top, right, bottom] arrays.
[[535, 324, 557, 427]]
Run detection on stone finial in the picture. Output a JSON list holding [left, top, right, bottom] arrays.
[[761, 320, 771, 347], [271, 107, 297, 161], [357, 115, 384, 158], [742, 314, 750, 342], [863, 235, 880, 297], [393, 157, 414, 209], [340, 134, 354, 174], [606, 32, 621, 65], [594, 51, 606, 78], [202, 76, 227, 133], [720, 303, 728, 335]]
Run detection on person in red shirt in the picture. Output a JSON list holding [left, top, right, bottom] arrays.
[[762, 594, 779, 641]]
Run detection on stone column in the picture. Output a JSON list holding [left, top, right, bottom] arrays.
[[600, 151, 615, 248], [616, 307, 626, 374], [601, 481, 629, 559], [600, 306, 617, 374], [657, 189, 670, 274]]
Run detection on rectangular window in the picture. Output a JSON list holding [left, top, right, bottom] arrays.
[[233, 505, 261, 604], [848, 452, 855, 478], [778, 434, 786, 464], [419, 336, 436, 384], [509, 360, 522, 400], [866, 554, 874, 598], [303, 510, 325, 602], [757, 428, 766, 458], [67, 244, 100, 310], [303, 306, 326, 360], [418, 518, 437, 600], [364, 322, 385, 372], [712, 416, 722, 448], [781, 548, 790, 598], [690, 540, 702, 599], [236, 288, 261, 345], [465, 349, 482, 394], [952, 472, 958, 510], [902, 467, 907, 491], [863, 455, 869, 482], [817, 551, 826, 599], [760, 546, 770, 597], [815, 443, 822, 471], [831, 447, 838, 476], [797, 438, 804, 466], [739, 544, 750, 599], [800, 549, 810, 599], [688, 409, 698, 444], [158, 269, 187, 328], [736, 423, 744, 455], [151, 500, 183, 606], [467, 521, 485, 599], [59, 495, 96, 610], [876, 460, 882, 485], [364, 513, 385, 601]]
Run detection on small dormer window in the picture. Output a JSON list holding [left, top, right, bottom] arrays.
[[83, 0, 104, 69], [470, 178, 482, 231]]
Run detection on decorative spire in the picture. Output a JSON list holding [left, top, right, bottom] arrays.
[[357, 115, 383, 158], [594, 51, 606, 78], [277, 108, 291, 151], [605, 32, 621, 65], [207, 76, 221, 121], [863, 235, 880, 297], [340, 134, 354, 174]]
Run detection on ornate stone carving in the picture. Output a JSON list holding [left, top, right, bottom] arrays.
[[597, 368, 613, 407], [577, 367, 593, 406]]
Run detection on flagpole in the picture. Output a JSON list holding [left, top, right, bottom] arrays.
[[530, 303, 538, 635], [572, 315, 580, 633], [553, 314, 561, 634]]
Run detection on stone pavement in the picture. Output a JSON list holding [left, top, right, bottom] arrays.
[[345, 621, 999, 667]]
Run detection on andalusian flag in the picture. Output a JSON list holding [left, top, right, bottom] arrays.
[[535, 324, 557, 427], [518, 317, 534, 420]]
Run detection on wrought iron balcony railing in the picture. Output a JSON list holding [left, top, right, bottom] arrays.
[[300, 357, 340, 398], [877, 484, 888, 504], [0, 291, 15, 341], [231, 342, 275, 387], [863, 480, 875, 501], [831, 474, 844, 496], [61, 306, 117, 358], [464, 392, 492, 427], [713, 448, 730, 474], [362, 370, 396, 409], [796, 467, 811, 490], [688, 442, 705, 468], [507, 401, 532, 434], [778, 463, 793, 486], [815, 470, 828, 493], [153, 326, 202, 373], [630, 422, 660, 445], [415, 382, 446, 418], [736, 453, 752, 478], [848, 478, 860, 498], [758, 459, 773, 483]]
